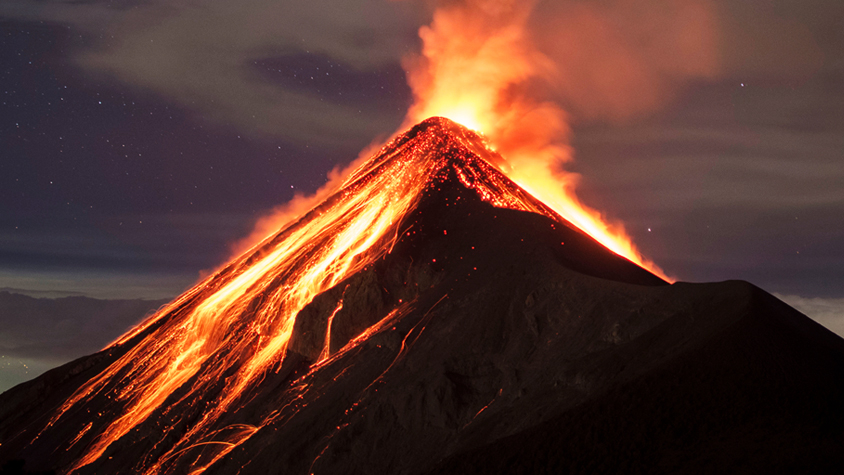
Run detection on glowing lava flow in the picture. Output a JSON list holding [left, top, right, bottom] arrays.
[[41, 118, 598, 474]]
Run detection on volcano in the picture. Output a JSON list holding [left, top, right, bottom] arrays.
[[2, 118, 844, 474]]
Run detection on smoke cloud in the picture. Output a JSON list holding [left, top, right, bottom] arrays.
[[404, 0, 723, 129], [531, 0, 721, 122]]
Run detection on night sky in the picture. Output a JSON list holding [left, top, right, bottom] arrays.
[[1, 0, 842, 387]]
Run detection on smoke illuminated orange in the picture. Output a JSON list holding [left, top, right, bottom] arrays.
[[404, 0, 668, 280]]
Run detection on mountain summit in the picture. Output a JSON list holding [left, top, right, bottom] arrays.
[[2, 118, 843, 474]]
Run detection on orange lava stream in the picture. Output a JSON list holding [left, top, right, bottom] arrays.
[[40, 3, 674, 471], [41, 116, 667, 473], [52, 132, 446, 473], [49, 121, 554, 473]]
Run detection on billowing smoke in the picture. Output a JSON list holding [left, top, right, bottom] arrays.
[[399, 0, 720, 276], [532, 0, 721, 121]]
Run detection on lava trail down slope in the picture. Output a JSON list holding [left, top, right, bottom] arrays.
[[1, 118, 843, 474]]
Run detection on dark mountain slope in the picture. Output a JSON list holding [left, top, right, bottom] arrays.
[[212, 167, 842, 474], [1, 118, 842, 474], [426, 283, 844, 475]]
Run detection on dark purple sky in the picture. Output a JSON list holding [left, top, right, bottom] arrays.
[[0, 20, 412, 299], [0, 0, 842, 385]]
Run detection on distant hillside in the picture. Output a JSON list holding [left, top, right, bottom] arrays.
[[0, 292, 169, 392]]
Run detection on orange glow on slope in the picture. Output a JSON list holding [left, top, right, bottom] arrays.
[[404, 0, 669, 280], [44, 119, 582, 473], [49, 135, 446, 472], [32, 4, 683, 468]]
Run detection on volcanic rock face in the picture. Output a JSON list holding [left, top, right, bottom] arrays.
[[2, 118, 844, 474]]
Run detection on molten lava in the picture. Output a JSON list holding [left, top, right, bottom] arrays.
[[29, 118, 656, 474], [6, 115, 841, 475]]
